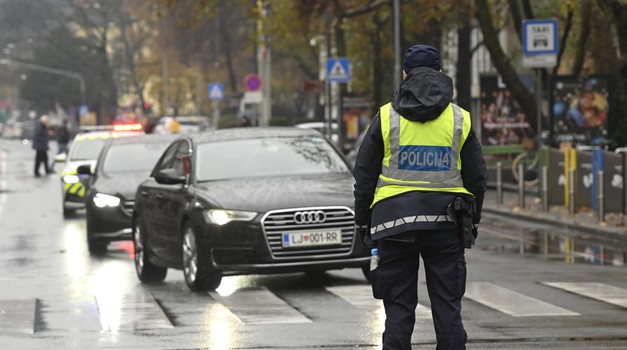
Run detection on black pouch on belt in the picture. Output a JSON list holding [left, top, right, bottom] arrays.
[[452, 196, 476, 249]]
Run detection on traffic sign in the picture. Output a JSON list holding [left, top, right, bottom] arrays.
[[326, 58, 350, 83], [523, 19, 558, 55], [244, 74, 262, 92], [208, 83, 224, 100]]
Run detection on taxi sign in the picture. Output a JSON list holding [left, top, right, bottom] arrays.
[[523, 19, 558, 55]]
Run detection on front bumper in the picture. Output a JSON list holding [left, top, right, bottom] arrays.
[[62, 176, 89, 209], [194, 206, 370, 276], [86, 200, 134, 241]]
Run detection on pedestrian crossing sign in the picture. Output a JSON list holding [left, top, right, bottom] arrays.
[[208, 83, 224, 100], [326, 58, 350, 83]]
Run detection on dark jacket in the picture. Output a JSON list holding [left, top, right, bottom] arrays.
[[56, 125, 70, 144], [32, 121, 50, 151], [353, 67, 487, 240]]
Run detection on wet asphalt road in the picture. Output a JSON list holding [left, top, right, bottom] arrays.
[[1, 138, 627, 350]]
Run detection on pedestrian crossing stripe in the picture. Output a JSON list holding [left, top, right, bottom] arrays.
[[209, 287, 311, 325], [6, 281, 627, 334], [542, 282, 627, 309], [464, 282, 580, 317], [326, 285, 432, 318]]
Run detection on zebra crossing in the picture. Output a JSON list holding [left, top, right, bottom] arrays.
[[0, 281, 625, 333]]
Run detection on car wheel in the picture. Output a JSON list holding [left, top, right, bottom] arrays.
[[182, 223, 222, 292], [86, 217, 107, 255], [134, 217, 167, 283], [88, 240, 107, 254], [62, 206, 74, 218], [361, 266, 371, 283]]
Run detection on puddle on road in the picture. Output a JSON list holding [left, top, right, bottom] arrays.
[[480, 218, 627, 267]]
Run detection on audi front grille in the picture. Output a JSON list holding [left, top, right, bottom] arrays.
[[261, 206, 355, 260]]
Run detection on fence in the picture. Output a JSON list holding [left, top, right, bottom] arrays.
[[493, 146, 627, 222]]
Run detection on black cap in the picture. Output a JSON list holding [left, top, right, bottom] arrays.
[[403, 45, 442, 72]]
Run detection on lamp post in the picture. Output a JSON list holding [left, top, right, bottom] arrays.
[[0, 59, 86, 106]]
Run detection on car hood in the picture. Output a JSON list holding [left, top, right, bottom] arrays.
[[193, 173, 355, 213], [92, 171, 150, 199]]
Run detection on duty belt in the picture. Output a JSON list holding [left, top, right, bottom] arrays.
[[370, 214, 455, 235]]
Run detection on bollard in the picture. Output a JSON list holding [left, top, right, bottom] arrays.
[[542, 166, 548, 212], [518, 163, 525, 208], [496, 162, 503, 205], [598, 170, 605, 222], [569, 168, 575, 215]]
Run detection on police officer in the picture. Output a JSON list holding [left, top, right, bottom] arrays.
[[353, 45, 487, 350]]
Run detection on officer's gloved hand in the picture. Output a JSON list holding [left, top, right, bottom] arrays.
[[472, 224, 479, 239], [356, 225, 375, 249]]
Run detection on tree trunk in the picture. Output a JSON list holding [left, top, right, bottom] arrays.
[[475, 0, 538, 130], [456, 23, 472, 111]]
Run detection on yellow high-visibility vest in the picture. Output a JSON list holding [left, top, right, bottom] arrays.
[[371, 102, 473, 207]]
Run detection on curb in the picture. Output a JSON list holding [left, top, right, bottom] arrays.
[[482, 206, 626, 242]]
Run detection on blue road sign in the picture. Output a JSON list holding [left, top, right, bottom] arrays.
[[208, 83, 224, 100], [523, 19, 558, 55], [326, 58, 350, 83], [245, 74, 262, 92]]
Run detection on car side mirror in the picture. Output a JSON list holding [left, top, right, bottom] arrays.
[[76, 164, 92, 175], [155, 168, 186, 185]]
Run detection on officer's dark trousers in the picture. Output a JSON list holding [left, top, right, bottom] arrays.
[[374, 229, 467, 350]]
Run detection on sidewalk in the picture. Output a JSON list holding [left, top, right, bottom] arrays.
[[482, 188, 627, 240]]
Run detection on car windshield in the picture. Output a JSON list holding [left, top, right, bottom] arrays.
[[70, 138, 106, 161], [195, 136, 349, 181], [102, 142, 169, 174]]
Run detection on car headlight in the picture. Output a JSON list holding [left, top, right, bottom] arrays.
[[205, 209, 258, 225], [93, 193, 121, 208], [63, 175, 80, 184]]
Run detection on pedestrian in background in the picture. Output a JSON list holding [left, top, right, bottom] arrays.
[[353, 44, 487, 349], [32, 114, 53, 177], [49, 117, 70, 171]]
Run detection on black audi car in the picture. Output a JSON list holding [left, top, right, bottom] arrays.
[[80, 133, 178, 254], [132, 127, 370, 291]]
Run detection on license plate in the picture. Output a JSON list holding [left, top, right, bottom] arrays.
[[282, 229, 342, 248]]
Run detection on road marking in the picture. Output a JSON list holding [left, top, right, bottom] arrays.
[[465, 282, 580, 317], [543, 282, 627, 309], [95, 290, 173, 331], [326, 285, 432, 318], [210, 287, 311, 325], [0, 299, 36, 334]]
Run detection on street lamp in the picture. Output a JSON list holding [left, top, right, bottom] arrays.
[[0, 58, 86, 105]]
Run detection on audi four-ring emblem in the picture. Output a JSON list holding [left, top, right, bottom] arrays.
[[293, 210, 326, 224]]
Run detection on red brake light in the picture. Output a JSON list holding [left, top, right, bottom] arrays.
[[113, 123, 143, 131]]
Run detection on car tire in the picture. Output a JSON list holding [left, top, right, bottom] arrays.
[[86, 216, 107, 255], [182, 222, 222, 292], [134, 217, 167, 283], [88, 240, 107, 254], [63, 206, 74, 218]]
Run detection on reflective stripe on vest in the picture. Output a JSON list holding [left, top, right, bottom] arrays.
[[372, 103, 472, 207]]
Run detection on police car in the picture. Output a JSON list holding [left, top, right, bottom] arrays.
[[57, 124, 143, 218]]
